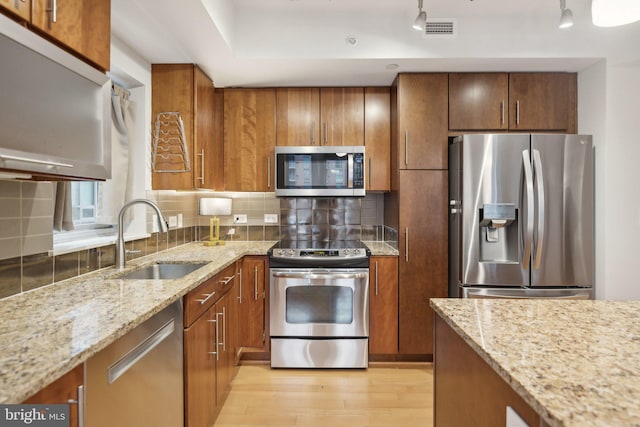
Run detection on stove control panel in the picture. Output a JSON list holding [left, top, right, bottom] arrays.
[[272, 248, 368, 259]]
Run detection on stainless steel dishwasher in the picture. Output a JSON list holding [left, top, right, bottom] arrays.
[[85, 301, 184, 427]]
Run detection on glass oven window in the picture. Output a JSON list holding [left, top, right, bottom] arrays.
[[285, 286, 353, 324]]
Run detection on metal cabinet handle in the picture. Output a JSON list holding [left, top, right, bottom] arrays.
[[500, 101, 505, 126], [221, 307, 226, 352], [254, 266, 258, 301], [368, 157, 372, 188], [404, 130, 409, 167], [108, 319, 175, 384], [405, 227, 409, 263], [0, 154, 73, 168], [196, 291, 216, 305], [219, 275, 235, 286], [208, 317, 219, 360], [237, 268, 243, 303], [196, 149, 205, 185], [516, 100, 521, 126], [310, 122, 315, 145], [323, 122, 328, 145], [375, 261, 379, 296], [68, 385, 85, 427], [47, 0, 58, 23], [267, 157, 271, 189]]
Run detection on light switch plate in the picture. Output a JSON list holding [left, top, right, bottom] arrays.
[[177, 213, 183, 227], [168, 216, 178, 227], [233, 214, 247, 224], [264, 214, 278, 224]]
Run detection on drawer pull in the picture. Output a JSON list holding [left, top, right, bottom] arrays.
[[196, 292, 216, 305], [219, 275, 235, 286]]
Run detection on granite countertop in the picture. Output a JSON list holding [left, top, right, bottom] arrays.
[[0, 241, 277, 404], [0, 239, 394, 404], [430, 298, 640, 427], [363, 241, 399, 256]]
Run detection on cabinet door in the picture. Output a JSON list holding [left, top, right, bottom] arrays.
[[0, 0, 30, 20], [396, 74, 448, 170], [449, 73, 508, 130], [369, 256, 398, 354], [184, 306, 217, 427], [238, 256, 266, 349], [24, 365, 83, 427], [224, 88, 276, 191], [509, 72, 575, 131], [276, 88, 320, 146], [399, 170, 448, 355], [193, 66, 217, 190], [364, 87, 391, 191], [151, 64, 195, 190], [215, 292, 232, 407], [31, 0, 110, 71], [319, 87, 364, 146]]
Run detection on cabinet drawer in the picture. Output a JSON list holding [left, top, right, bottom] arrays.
[[184, 263, 236, 327]]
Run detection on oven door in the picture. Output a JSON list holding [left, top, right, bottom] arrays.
[[269, 268, 369, 338]]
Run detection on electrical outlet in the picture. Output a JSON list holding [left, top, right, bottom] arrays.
[[168, 216, 178, 227], [152, 214, 159, 232], [228, 228, 236, 235], [233, 214, 247, 224], [177, 213, 183, 227], [264, 214, 278, 224]]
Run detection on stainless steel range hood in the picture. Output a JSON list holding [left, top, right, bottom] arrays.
[[0, 14, 111, 181]]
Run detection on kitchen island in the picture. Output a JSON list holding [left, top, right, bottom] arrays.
[[430, 298, 640, 427]]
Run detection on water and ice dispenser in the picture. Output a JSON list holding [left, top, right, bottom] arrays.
[[479, 203, 519, 263]]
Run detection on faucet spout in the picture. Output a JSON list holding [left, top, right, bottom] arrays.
[[115, 199, 168, 270]]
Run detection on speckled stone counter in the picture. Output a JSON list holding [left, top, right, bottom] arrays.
[[0, 241, 277, 404], [430, 298, 640, 427], [363, 241, 399, 256]]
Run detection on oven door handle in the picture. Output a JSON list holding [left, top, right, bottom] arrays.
[[271, 272, 368, 280]]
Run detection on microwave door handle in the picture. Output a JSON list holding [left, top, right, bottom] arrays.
[[348, 153, 354, 189]]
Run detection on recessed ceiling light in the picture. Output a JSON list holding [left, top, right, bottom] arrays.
[[386, 64, 399, 70], [345, 36, 358, 47]]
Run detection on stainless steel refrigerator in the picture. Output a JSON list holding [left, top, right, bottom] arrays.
[[449, 134, 594, 299]]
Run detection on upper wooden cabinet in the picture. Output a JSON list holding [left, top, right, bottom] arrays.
[[364, 87, 391, 192], [449, 72, 577, 132], [276, 87, 365, 146], [509, 72, 576, 132], [223, 88, 276, 192], [151, 64, 218, 191], [449, 73, 509, 130], [0, 0, 30, 20], [394, 73, 449, 170]]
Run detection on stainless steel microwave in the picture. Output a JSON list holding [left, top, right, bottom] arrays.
[[274, 146, 365, 197]]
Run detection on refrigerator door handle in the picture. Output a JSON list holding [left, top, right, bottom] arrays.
[[532, 149, 545, 270], [522, 150, 534, 270]]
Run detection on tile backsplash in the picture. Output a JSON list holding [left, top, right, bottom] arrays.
[[0, 184, 394, 300]]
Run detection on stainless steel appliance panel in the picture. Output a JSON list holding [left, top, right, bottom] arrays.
[[271, 338, 368, 368], [458, 134, 530, 287], [530, 135, 594, 288], [85, 301, 184, 427], [463, 287, 591, 299], [270, 268, 369, 338]]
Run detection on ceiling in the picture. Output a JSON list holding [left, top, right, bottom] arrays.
[[111, 0, 640, 87]]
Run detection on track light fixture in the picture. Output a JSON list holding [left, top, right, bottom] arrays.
[[412, 0, 427, 31], [559, 0, 574, 29]]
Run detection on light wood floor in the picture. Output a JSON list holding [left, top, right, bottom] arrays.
[[215, 364, 434, 427]]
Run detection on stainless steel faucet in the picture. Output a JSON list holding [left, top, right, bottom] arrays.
[[116, 199, 169, 270]]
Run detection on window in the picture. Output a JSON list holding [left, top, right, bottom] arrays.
[[71, 181, 98, 225]]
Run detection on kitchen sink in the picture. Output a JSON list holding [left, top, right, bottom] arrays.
[[117, 262, 209, 280]]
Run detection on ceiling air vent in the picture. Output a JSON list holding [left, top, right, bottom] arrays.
[[423, 19, 457, 38]]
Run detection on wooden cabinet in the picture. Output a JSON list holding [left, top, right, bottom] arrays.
[[369, 256, 398, 354], [1, 0, 110, 71], [364, 87, 391, 192], [151, 64, 218, 191], [434, 315, 545, 426], [0, 0, 30, 21], [276, 87, 364, 146], [223, 88, 276, 191], [449, 73, 509, 130], [24, 365, 84, 427], [449, 72, 577, 132], [396, 170, 448, 355], [184, 263, 237, 427], [394, 73, 449, 170], [238, 256, 267, 351], [509, 72, 576, 132]]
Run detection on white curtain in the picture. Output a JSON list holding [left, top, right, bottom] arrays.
[[97, 84, 136, 226]]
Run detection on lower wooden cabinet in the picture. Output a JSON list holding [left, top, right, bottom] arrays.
[[184, 263, 238, 427], [238, 256, 267, 351], [369, 256, 398, 354], [23, 364, 84, 427]]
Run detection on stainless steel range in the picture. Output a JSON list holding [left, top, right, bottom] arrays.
[[268, 240, 370, 368]]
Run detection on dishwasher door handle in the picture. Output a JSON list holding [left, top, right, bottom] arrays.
[[107, 318, 175, 384]]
